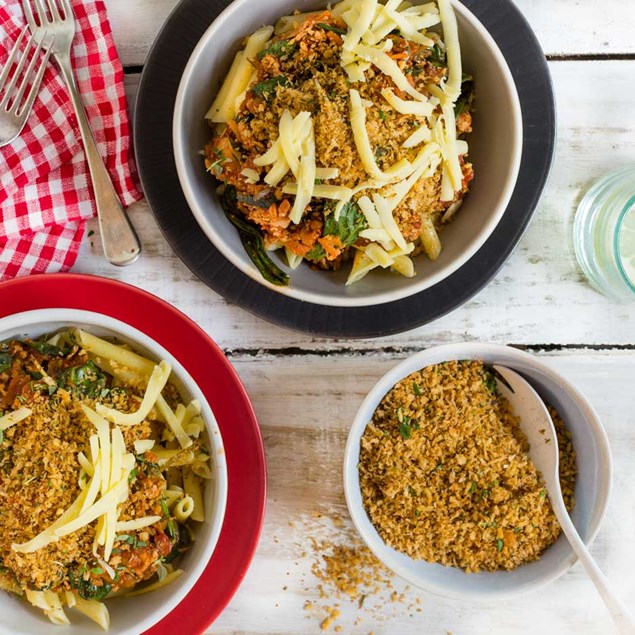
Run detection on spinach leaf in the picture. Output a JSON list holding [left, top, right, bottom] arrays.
[[252, 75, 289, 99], [316, 23, 347, 35], [69, 569, 112, 601], [221, 186, 290, 286], [0, 352, 12, 374], [305, 244, 326, 261], [59, 361, 107, 397], [162, 525, 192, 564], [428, 43, 446, 67], [257, 40, 297, 59], [305, 202, 367, 263], [25, 340, 65, 356], [455, 76, 475, 117], [323, 202, 367, 248]]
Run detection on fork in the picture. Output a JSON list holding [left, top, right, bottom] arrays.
[[22, 0, 141, 267], [0, 28, 52, 147]]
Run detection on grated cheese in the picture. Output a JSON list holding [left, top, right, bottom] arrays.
[[381, 88, 434, 116]]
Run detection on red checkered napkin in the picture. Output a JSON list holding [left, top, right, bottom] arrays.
[[0, 0, 143, 280]]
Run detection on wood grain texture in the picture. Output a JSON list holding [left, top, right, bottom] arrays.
[[75, 4, 635, 633], [205, 351, 635, 634], [104, 0, 635, 66], [77, 61, 635, 349]]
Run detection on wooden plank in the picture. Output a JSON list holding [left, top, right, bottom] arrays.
[[79, 60, 635, 350], [104, 0, 635, 67], [205, 351, 635, 633]]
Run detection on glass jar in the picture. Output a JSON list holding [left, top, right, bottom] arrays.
[[573, 165, 635, 301]]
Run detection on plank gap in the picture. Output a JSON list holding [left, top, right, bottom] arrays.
[[547, 53, 635, 61], [224, 344, 635, 359]]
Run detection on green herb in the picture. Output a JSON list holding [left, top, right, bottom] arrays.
[[407, 485, 416, 497], [374, 145, 389, 161], [305, 244, 326, 261], [414, 509, 421, 517], [257, 40, 297, 59], [469, 481, 477, 494], [0, 430, 3, 444], [455, 75, 475, 117], [128, 468, 138, 483], [305, 201, 367, 263], [379, 110, 387, 121], [514, 527, 522, 534], [399, 422, 413, 440], [428, 43, 446, 67], [481, 488, 490, 499], [413, 382, 422, 396], [252, 75, 289, 99], [539, 489, 547, 499], [136, 540, 148, 548], [162, 524, 192, 564], [220, 186, 289, 286], [59, 361, 107, 397], [25, 340, 65, 356], [0, 351, 13, 374], [69, 570, 112, 601], [324, 201, 367, 247], [90, 567, 104, 575], [496, 539, 504, 552], [483, 370, 498, 394], [316, 22, 347, 35]]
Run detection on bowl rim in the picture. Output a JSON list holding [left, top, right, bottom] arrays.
[[172, 0, 524, 308], [343, 342, 613, 600], [0, 308, 229, 634]]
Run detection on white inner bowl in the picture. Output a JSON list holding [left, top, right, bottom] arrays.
[[0, 309, 228, 635], [343, 343, 612, 599], [173, 0, 523, 307]]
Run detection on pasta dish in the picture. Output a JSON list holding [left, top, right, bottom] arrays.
[[204, 0, 474, 286], [0, 330, 211, 629]]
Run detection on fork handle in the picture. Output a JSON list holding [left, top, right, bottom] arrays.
[[56, 55, 141, 266]]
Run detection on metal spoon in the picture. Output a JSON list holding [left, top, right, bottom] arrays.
[[493, 365, 635, 635]]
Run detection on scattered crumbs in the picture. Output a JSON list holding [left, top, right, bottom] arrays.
[[293, 509, 425, 632], [539, 428, 545, 435], [273, 534, 279, 543], [87, 229, 95, 237], [545, 438, 551, 444], [320, 607, 341, 631], [283, 585, 288, 591]]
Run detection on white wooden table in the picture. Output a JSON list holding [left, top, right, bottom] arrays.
[[88, 2, 635, 633]]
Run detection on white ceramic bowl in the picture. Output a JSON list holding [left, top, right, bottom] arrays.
[[0, 309, 228, 635], [173, 0, 523, 307], [343, 343, 612, 599]]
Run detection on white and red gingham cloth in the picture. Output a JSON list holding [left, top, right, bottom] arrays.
[[0, 0, 142, 280]]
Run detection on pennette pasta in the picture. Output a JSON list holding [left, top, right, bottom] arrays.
[[0, 330, 215, 630]]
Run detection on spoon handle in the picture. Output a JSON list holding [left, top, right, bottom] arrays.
[[557, 510, 635, 635]]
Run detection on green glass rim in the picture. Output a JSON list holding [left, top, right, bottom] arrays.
[[614, 193, 635, 294]]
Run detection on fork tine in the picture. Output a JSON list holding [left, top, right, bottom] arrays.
[[44, 0, 60, 21], [0, 29, 28, 92], [59, 0, 73, 20], [20, 0, 39, 32], [31, 0, 50, 26], [11, 35, 44, 115], [15, 39, 52, 118], [0, 33, 33, 110]]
